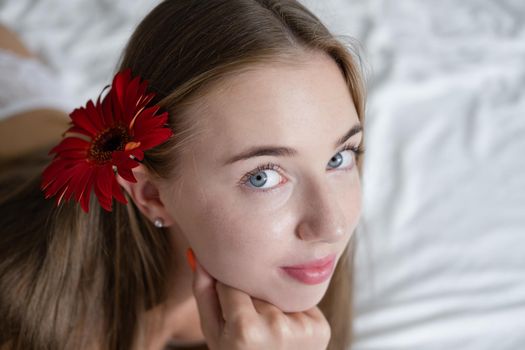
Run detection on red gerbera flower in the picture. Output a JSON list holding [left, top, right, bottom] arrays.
[[40, 68, 173, 213]]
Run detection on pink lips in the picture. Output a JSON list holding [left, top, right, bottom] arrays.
[[281, 254, 336, 285]]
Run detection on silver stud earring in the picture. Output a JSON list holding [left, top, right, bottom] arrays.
[[153, 217, 164, 228]]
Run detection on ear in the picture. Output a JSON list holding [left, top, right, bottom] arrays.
[[116, 164, 175, 227]]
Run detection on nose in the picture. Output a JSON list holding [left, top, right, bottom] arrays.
[[295, 178, 349, 243]]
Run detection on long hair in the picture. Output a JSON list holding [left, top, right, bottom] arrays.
[[0, 1, 367, 349]]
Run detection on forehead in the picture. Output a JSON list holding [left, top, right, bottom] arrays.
[[190, 52, 360, 159]]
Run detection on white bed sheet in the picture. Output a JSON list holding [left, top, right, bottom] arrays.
[[325, 1, 525, 349], [1, 0, 524, 349]]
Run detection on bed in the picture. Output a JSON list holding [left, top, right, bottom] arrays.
[[1, 0, 524, 348]]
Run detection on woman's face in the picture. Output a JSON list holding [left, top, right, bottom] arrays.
[[160, 51, 362, 313]]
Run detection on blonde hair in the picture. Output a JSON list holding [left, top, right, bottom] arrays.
[[0, 1, 367, 349]]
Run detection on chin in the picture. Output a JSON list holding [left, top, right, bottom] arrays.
[[273, 294, 325, 313], [218, 268, 330, 313], [259, 284, 328, 313]]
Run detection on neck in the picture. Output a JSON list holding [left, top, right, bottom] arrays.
[[143, 227, 205, 349]]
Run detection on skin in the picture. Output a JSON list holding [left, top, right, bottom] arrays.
[[0, 27, 362, 347], [122, 50, 363, 347], [0, 24, 70, 159]]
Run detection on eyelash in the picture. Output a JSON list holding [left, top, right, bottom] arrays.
[[238, 142, 365, 193]]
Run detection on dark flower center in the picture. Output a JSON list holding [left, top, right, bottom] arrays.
[[88, 124, 132, 163]]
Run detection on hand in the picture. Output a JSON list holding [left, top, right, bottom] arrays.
[[189, 250, 332, 350]]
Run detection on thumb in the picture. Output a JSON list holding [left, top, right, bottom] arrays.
[[188, 248, 223, 339]]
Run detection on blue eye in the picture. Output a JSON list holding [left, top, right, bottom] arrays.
[[327, 143, 361, 171], [238, 143, 364, 193], [240, 162, 285, 193]]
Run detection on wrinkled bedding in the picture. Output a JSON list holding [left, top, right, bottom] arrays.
[[1, 0, 524, 349]]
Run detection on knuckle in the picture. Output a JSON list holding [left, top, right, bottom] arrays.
[[267, 311, 288, 328], [297, 316, 315, 336], [228, 311, 247, 325], [317, 320, 332, 340], [293, 314, 317, 339], [228, 315, 263, 343], [269, 314, 292, 339]]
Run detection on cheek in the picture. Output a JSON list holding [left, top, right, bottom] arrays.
[[176, 187, 290, 285], [346, 172, 362, 224], [169, 168, 362, 310]]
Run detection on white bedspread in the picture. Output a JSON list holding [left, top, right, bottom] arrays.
[[1, 0, 524, 349]]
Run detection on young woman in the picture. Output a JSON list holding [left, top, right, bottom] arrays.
[[0, 1, 367, 349]]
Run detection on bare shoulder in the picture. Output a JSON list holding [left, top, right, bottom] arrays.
[[0, 108, 70, 160]]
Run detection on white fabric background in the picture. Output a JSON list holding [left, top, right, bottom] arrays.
[[1, 0, 524, 349]]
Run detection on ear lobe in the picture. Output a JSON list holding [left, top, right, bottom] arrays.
[[115, 164, 174, 226]]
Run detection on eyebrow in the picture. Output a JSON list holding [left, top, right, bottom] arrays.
[[223, 123, 362, 166]]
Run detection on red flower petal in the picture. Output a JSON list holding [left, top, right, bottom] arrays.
[[93, 166, 114, 211], [69, 106, 100, 138], [113, 68, 132, 112], [41, 67, 173, 212], [112, 150, 140, 183], [101, 89, 114, 126], [116, 167, 136, 183], [137, 128, 173, 150], [65, 125, 95, 138], [123, 77, 141, 123], [80, 175, 95, 213], [57, 150, 89, 160], [86, 99, 105, 132], [42, 159, 80, 197], [42, 160, 90, 205], [111, 174, 128, 205], [49, 137, 90, 155], [73, 168, 95, 203], [132, 109, 168, 138], [129, 148, 144, 161]]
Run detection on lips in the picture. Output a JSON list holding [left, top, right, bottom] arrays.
[[280, 254, 337, 285], [282, 254, 337, 269]]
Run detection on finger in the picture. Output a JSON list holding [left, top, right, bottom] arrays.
[[252, 298, 282, 316], [215, 280, 257, 322], [192, 254, 223, 338], [301, 305, 326, 321]]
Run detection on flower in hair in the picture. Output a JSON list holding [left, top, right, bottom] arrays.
[[40, 68, 173, 213]]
